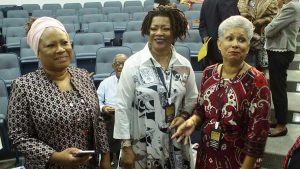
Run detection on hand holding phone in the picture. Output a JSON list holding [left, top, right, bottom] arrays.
[[103, 106, 115, 115], [73, 150, 95, 157], [108, 108, 115, 113]]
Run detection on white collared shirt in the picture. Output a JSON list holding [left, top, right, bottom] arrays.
[[96, 75, 118, 112]]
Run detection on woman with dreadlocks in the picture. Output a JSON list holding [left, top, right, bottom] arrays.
[[113, 5, 198, 169]]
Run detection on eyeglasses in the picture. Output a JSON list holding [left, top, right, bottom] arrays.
[[114, 61, 125, 67]]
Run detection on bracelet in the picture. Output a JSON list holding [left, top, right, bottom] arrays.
[[121, 140, 131, 148]]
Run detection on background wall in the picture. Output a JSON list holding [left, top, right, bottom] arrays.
[[0, 0, 146, 6]]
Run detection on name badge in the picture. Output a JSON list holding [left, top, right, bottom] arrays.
[[209, 128, 222, 150], [165, 103, 175, 123]]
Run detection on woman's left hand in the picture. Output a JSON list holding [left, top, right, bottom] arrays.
[[171, 118, 197, 144], [100, 152, 111, 169]]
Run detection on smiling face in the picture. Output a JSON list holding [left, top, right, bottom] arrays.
[[149, 16, 174, 52], [217, 27, 250, 65], [38, 27, 72, 72], [112, 54, 128, 79]]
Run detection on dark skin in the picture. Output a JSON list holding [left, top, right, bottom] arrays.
[[121, 5, 189, 169], [49, 148, 92, 167], [39, 28, 111, 169], [40, 28, 93, 167], [120, 146, 135, 169]]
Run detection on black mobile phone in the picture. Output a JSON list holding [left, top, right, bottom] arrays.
[[73, 150, 95, 157], [108, 109, 115, 113]]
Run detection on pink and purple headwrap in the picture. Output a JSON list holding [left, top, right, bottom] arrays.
[[27, 17, 68, 56]]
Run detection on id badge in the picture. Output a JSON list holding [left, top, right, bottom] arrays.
[[209, 128, 222, 149], [165, 103, 175, 123]]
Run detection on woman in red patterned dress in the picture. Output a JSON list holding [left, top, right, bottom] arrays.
[[283, 136, 300, 169], [171, 15, 271, 169]]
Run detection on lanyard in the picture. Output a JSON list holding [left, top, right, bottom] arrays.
[[216, 63, 244, 129], [150, 58, 173, 99]]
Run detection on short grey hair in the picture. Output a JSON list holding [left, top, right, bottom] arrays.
[[218, 15, 254, 43], [113, 53, 128, 63]]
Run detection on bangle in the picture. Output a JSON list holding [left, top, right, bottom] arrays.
[[121, 140, 131, 148]]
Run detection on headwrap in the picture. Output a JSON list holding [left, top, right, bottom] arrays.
[[27, 17, 67, 56]]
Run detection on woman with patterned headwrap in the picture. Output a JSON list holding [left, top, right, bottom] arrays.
[[7, 17, 110, 169]]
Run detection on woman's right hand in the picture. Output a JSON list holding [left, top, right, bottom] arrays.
[[120, 147, 135, 169], [49, 148, 92, 167]]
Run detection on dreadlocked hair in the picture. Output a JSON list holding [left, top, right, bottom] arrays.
[[24, 17, 38, 34], [141, 5, 189, 41]]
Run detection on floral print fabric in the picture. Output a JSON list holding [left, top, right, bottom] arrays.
[[194, 65, 271, 169]]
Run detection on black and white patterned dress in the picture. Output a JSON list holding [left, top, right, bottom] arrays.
[[114, 44, 198, 169]]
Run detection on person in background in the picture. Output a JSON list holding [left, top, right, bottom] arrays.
[[283, 136, 300, 169], [172, 16, 271, 169], [113, 5, 198, 169], [154, 0, 171, 7], [238, 0, 278, 71], [7, 17, 110, 169], [265, 0, 300, 137], [199, 0, 240, 70], [278, 0, 285, 8], [97, 54, 128, 165], [179, 0, 204, 10]]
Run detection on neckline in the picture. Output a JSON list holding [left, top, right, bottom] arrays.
[[220, 63, 245, 81], [152, 51, 172, 70]]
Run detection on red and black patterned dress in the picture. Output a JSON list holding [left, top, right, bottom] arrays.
[[283, 136, 300, 169], [194, 64, 271, 169]]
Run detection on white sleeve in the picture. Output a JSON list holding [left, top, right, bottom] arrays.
[[96, 80, 105, 112], [183, 64, 198, 113], [265, 4, 295, 38], [113, 63, 135, 139]]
